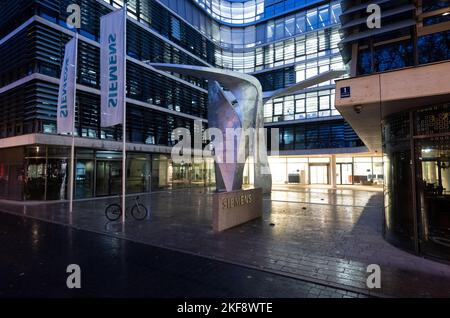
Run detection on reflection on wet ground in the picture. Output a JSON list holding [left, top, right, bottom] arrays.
[[1, 186, 449, 297], [0, 213, 364, 298]]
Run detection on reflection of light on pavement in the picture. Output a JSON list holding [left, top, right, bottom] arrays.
[[31, 222, 40, 252], [69, 204, 73, 226]]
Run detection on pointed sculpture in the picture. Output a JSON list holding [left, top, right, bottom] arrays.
[[150, 63, 272, 194]]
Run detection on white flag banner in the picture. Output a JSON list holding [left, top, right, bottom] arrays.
[[100, 8, 126, 127], [57, 37, 77, 135]]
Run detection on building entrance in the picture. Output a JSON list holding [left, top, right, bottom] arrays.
[[309, 164, 329, 184], [416, 139, 450, 260], [382, 103, 450, 261], [336, 163, 353, 185], [95, 161, 122, 197]]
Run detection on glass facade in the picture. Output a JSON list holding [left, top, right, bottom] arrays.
[[0, 146, 214, 201], [340, 0, 450, 76], [215, 27, 343, 73], [422, 0, 450, 13], [255, 155, 382, 186], [193, 0, 266, 24], [163, 0, 339, 28], [264, 89, 339, 122], [418, 29, 450, 65], [273, 121, 364, 150], [121, 0, 342, 51]]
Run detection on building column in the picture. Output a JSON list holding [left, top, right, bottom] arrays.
[[330, 155, 337, 188]]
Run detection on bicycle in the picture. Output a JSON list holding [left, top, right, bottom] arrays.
[[105, 195, 148, 221]]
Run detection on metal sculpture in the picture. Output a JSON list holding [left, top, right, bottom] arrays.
[[150, 63, 272, 194]]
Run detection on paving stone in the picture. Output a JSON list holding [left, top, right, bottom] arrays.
[[1, 186, 450, 297]]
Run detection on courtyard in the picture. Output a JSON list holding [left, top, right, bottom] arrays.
[[1, 186, 450, 297]]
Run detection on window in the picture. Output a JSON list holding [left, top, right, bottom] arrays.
[[418, 30, 450, 65], [422, 1, 450, 13], [374, 40, 414, 72], [283, 128, 294, 150], [296, 12, 306, 34], [295, 98, 305, 113], [306, 62, 318, 79], [285, 16, 295, 37], [171, 16, 181, 41], [267, 21, 274, 42], [319, 95, 330, 110], [358, 49, 372, 75], [423, 13, 450, 26], [306, 92, 318, 118], [295, 36, 306, 57], [306, 9, 318, 31], [306, 33, 318, 56], [274, 102, 283, 116], [274, 43, 284, 62], [256, 24, 265, 45], [331, 3, 341, 24], [318, 6, 330, 27], [264, 102, 273, 122], [244, 26, 255, 47], [284, 39, 295, 62], [284, 99, 295, 120], [275, 19, 285, 40]]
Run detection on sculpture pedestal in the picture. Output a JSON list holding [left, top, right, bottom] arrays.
[[213, 188, 263, 232]]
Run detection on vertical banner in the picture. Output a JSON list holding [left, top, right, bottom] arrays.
[[100, 8, 126, 127], [57, 37, 77, 135]]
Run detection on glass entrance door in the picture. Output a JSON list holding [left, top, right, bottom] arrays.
[[24, 158, 46, 200], [336, 163, 353, 185], [75, 160, 94, 199], [416, 140, 450, 260], [96, 161, 122, 197], [309, 164, 329, 184], [171, 162, 191, 188]]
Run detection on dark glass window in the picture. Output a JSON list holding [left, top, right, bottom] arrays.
[[418, 30, 450, 65], [423, 13, 450, 26], [374, 41, 414, 73], [171, 16, 182, 41], [358, 49, 372, 75], [276, 121, 363, 151], [255, 67, 295, 91], [422, 1, 450, 13], [283, 128, 294, 150]]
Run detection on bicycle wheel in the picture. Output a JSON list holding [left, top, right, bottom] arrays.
[[105, 204, 122, 221], [131, 204, 148, 221]]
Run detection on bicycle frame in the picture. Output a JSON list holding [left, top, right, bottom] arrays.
[[105, 195, 148, 222]]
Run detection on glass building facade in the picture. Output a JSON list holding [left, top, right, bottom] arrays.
[[339, 0, 450, 261], [0, 0, 371, 202]]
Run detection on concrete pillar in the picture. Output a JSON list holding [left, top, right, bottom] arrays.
[[330, 155, 337, 188]]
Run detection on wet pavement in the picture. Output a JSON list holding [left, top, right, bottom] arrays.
[[1, 186, 450, 297], [0, 212, 363, 298]]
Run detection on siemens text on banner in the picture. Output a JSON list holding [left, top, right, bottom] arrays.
[[57, 37, 77, 135], [100, 8, 126, 127]]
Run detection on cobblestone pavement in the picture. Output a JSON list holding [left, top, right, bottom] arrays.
[[1, 186, 450, 297], [0, 212, 364, 298]]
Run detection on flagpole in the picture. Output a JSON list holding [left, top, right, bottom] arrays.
[[122, 3, 127, 223], [69, 32, 79, 214]]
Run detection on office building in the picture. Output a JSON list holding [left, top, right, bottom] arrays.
[[336, 0, 450, 261]]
